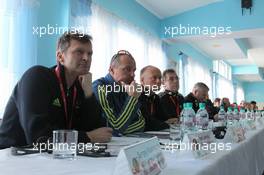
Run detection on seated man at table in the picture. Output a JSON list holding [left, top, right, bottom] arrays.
[[158, 69, 184, 124], [139, 65, 169, 131], [221, 97, 231, 112], [92, 50, 145, 136], [250, 100, 258, 112], [0, 31, 112, 149], [184, 82, 218, 120]]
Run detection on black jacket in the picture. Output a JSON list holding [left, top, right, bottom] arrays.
[[140, 93, 169, 131], [0, 65, 104, 149], [158, 90, 184, 119], [184, 93, 200, 112], [184, 93, 219, 120]]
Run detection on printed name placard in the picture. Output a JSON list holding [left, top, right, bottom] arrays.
[[113, 137, 166, 175], [187, 130, 216, 158], [245, 119, 256, 130], [224, 125, 246, 143], [256, 117, 264, 127]]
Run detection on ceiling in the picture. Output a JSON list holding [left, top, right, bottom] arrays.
[[136, 0, 264, 82], [177, 31, 264, 82], [174, 29, 264, 66], [136, 0, 223, 19], [189, 38, 246, 60], [234, 74, 263, 82]]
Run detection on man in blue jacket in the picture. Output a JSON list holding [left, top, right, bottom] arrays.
[[93, 50, 145, 136]]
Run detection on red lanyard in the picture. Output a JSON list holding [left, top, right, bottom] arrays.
[[54, 66, 77, 129], [150, 103, 154, 115], [149, 96, 155, 116], [169, 96, 180, 117]]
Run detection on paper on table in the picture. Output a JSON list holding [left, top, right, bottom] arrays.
[[108, 137, 147, 146], [113, 137, 165, 175], [107, 137, 148, 156], [112, 149, 131, 175], [144, 131, 170, 135]]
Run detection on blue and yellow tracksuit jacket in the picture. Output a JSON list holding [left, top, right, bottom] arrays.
[[92, 74, 145, 136]]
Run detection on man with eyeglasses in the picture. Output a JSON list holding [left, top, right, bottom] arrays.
[[93, 50, 145, 136], [158, 69, 184, 124], [0, 31, 112, 149]]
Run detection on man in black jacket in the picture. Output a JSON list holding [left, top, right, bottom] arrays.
[[0, 31, 112, 149], [159, 69, 184, 124], [184, 82, 218, 120], [139, 66, 169, 131], [184, 82, 209, 112]]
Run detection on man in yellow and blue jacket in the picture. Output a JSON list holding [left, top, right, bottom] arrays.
[[92, 50, 145, 136]]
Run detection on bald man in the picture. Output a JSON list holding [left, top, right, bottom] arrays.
[[139, 65, 169, 131], [184, 82, 209, 112]]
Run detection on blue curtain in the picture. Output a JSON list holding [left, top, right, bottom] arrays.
[[0, 0, 38, 117], [179, 52, 188, 95], [69, 0, 92, 30]]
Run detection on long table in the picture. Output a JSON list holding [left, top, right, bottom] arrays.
[[1, 126, 264, 175]]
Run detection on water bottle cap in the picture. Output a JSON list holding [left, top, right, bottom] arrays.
[[228, 107, 232, 111], [199, 103, 205, 109], [187, 103, 193, 108]]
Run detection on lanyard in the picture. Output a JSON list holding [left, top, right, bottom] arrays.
[[54, 66, 77, 129], [150, 103, 154, 115], [148, 96, 155, 116], [169, 96, 180, 117]]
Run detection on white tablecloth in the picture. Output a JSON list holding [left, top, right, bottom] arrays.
[[1, 127, 264, 175]]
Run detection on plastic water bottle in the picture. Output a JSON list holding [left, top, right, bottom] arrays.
[[181, 103, 196, 132], [239, 108, 246, 120], [246, 110, 252, 120], [247, 110, 256, 120], [218, 105, 226, 125], [255, 110, 261, 118], [196, 103, 209, 130], [233, 107, 240, 120], [226, 107, 233, 126], [180, 103, 186, 124]]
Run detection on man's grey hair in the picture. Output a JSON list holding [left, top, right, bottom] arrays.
[[110, 50, 135, 68], [140, 65, 160, 78], [57, 31, 92, 53], [193, 82, 209, 91]]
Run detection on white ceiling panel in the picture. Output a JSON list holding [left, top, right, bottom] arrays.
[[136, 0, 223, 19], [234, 74, 263, 82], [190, 38, 246, 60], [227, 59, 254, 66], [248, 48, 264, 67], [248, 36, 264, 49]]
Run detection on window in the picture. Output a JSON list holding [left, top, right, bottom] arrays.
[[213, 60, 232, 80], [71, 2, 167, 82], [179, 55, 212, 98], [215, 74, 234, 103], [0, 0, 38, 117], [213, 60, 235, 102], [236, 85, 245, 104]]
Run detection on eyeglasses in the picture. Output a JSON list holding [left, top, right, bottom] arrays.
[[110, 50, 133, 63]]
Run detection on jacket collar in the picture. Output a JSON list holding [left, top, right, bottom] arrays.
[[56, 64, 79, 90], [165, 90, 178, 96], [104, 73, 117, 85]]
